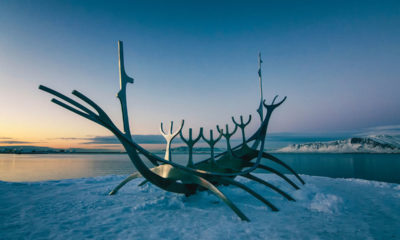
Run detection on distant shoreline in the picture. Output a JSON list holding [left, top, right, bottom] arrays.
[[0, 152, 128, 155], [0, 152, 399, 155]]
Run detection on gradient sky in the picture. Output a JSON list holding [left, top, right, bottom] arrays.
[[0, 0, 399, 148]]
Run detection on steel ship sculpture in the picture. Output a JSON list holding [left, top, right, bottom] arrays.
[[39, 41, 305, 221]]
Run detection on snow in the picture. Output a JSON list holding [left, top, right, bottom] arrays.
[[276, 135, 400, 153], [1, 174, 399, 239]]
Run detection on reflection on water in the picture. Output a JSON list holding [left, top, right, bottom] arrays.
[[0, 154, 134, 182], [269, 153, 400, 184], [0, 153, 399, 184]]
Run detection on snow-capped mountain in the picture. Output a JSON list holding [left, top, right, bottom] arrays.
[[276, 135, 400, 153]]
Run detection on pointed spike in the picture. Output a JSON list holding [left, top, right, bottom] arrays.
[[160, 122, 166, 136]]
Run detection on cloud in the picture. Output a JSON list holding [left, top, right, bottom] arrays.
[[133, 135, 167, 144], [0, 140, 37, 144], [357, 124, 400, 137], [47, 137, 83, 140], [83, 136, 120, 144], [83, 135, 169, 144], [0, 136, 40, 145]]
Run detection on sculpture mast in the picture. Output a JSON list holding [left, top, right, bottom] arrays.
[[117, 41, 134, 139], [256, 52, 264, 121]]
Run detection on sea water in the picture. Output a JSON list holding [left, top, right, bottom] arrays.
[[0, 153, 399, 183]]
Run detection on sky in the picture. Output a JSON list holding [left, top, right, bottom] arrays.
[[0, 0, 399, 149]]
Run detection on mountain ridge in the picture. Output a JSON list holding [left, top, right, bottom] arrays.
[[275, 135, 400, 153]]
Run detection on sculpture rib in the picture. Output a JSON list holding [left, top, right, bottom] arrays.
[[51, 99, 95, 121], [39, 85, 94, 116], [261, 152, 305, 185], [218, 177, 279, 212], [245, 162, 299, 190], [187, 175, 250, 221], [243, 173, 295, 201], [109, 172, 142, 195]]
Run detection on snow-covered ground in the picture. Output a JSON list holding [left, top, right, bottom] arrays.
[[1, 174, 399, 239], [276, 134, 400, 153]]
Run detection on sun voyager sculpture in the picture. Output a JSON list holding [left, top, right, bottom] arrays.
[[39, 41, 305, 221]]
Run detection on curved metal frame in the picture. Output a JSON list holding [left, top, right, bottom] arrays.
[[39, 41, 305, 221]]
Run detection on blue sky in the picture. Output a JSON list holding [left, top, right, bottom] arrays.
[[0, 0, 399, 148]]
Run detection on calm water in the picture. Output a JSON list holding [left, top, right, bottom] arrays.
[[0, 153, 399, 184]]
